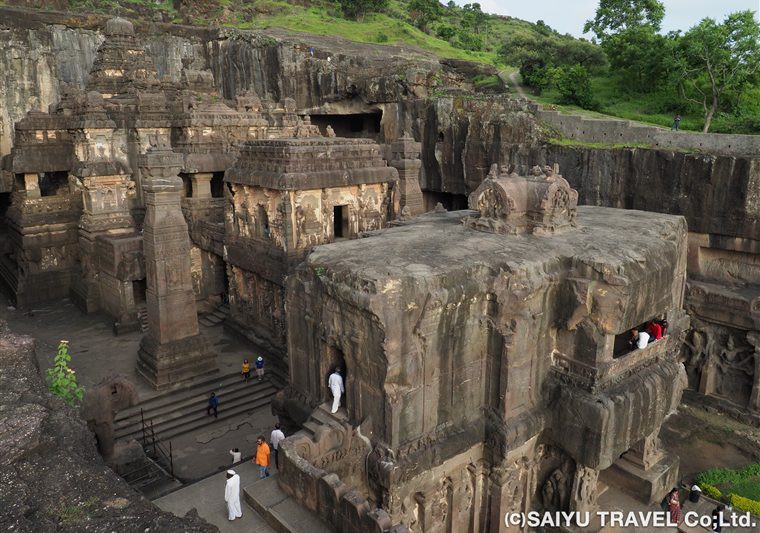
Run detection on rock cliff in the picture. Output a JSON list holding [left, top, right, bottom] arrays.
[[0, 321, 217, 532]]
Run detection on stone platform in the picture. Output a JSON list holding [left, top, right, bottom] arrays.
[[243, 473, 333, 533], [154, 461, 275, 533], [601, 451, 681, 505]]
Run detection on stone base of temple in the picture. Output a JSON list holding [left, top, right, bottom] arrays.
[[70, 274, 100, 314], [136, 333, 217, 390], [601, 450, 680, 505]]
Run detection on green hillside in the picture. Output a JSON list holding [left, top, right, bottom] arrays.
[[42, 0, 584, 69]]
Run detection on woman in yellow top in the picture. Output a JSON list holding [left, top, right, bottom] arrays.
[[241, 359, 250, 382]]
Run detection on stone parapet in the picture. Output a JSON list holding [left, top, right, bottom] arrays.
[[533, 105, 760, 156]]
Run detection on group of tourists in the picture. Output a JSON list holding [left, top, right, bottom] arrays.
[[241, 356, 265, 382], [628, 318, 668, 351], [219, 363, 345, 522], [224, 422, 286, 521]]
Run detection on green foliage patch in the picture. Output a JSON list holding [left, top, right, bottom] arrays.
[[46, 340, 85, 407]]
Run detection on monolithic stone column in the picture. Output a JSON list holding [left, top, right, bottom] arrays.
[[136, 140, 216, 389], [389, 133, 424, 217], [747, 331, 760, 412], [191, 172, 213, 199]]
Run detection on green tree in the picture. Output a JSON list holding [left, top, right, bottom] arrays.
[[408, 0, 442, 31], [338, 0, 388, 20], [555, 64, 595, 109], [46, 340, 85, 407], [584, 0, 665, 39], [676, 11, 760, 132], [585, 0, 670, 93]]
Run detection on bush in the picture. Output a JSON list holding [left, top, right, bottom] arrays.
[[729, 493, 760, 516], [375, 32, 389, 43], [696, 464, 760, 486], [700, 483, 723, 500], [46, 340, 85, 407], [556, 64, 596, 109]]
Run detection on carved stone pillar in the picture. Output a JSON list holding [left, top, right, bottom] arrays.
[[389, 134, 424, 217], [23, 173, 40, 198], [747, 331, 760, 412], [191, 172, 213, 199], [569, 464, 598, 515], [135, 140, 216, 389]]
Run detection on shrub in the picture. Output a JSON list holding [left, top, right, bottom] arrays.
[[700, 483, 723, 500], [696, 464, 760, 486], [556, 64, 596, 110], [729, 493, 760, 516], [46, 340, 85, 407], [375, 32, 389, 43]]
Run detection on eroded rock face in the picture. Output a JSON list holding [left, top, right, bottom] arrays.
[[0, 322, 216, 532]]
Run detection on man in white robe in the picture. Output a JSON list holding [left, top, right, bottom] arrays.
[[328, 368, 344, 414], [224, 470, 242, 521]]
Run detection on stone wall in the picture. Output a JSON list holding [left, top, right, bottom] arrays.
[[533, 106, 760, 157], [519, 144, 760, 420], [0, 320, 215, 531]]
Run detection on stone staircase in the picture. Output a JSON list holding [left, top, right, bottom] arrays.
[[136, 303, 148, 333], [114, 370, 277, 443], [198, 302, 229, 328], [300, 403, 348, 438]]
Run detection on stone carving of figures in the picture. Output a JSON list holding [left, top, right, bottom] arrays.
[[541, 478, 555, 511], [487, 163, 499, 179], [554, 469, 568, 510], [571, 465, 598, 514], [326, 125, 336, 138]]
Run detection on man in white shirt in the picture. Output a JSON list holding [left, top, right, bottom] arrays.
[[229, 447, 241, 464], [224, 470, 242, 521], [328, 368, 345, 414], [270, 423, 285, 469], [631, 328, 650, 350]]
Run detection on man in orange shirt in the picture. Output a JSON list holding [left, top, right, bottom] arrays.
[[254, 435, 271, 478]]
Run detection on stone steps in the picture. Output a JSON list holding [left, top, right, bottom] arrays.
[[198, 302, 229, 327], [299, 404, 347, 439], [114, 371, 277, 443], [242, 473, 333, 533], [136, 304, 148, 333]]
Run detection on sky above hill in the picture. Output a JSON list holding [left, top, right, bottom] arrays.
[[453, 0, 759, 38]]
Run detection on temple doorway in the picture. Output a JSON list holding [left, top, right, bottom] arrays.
[[333, 205, 348, 239], [323, 345, 347, 405]]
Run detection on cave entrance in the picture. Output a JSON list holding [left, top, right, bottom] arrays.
[[423, 191, 468, 212], [310, 112, 382, 139]]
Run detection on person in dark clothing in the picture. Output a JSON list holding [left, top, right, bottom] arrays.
[[672, 114, 681, 131], [207, 392, 219, 418], [712, 504, 725, 532]]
